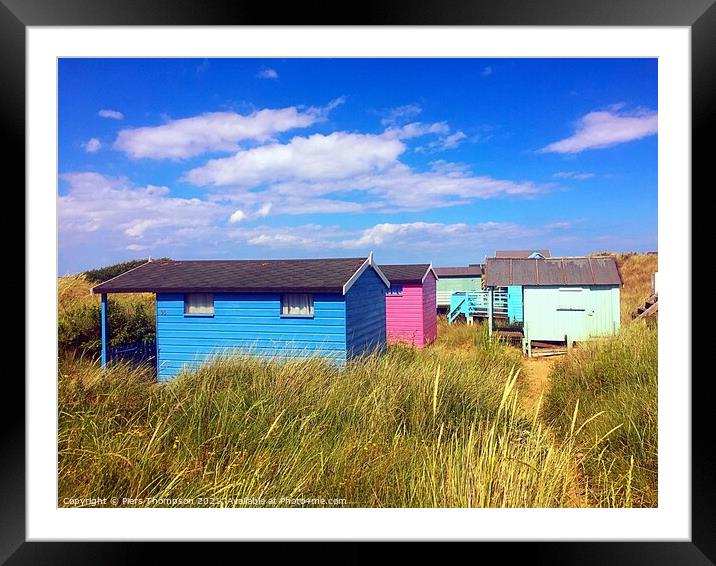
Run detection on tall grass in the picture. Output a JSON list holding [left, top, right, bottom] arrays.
[[83, 258, 170, 284], [59, 323, 605, 508], [57, 259, 658, 508], [542, 321, 658, 507], [58, 275, 155, 358], [592, 252, 658, 323]]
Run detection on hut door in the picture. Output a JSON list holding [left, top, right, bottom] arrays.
[[556, 288, 590, 343]]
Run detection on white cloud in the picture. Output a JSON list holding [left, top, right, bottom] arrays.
[[347, 222, 467, 247], [417, 130, 467, 153], [381, 104, 422, 126], [59, 172, 223, 250], [544, 221, 575, 230], [323, 96, 347, 112], [540, 107, 658, 154], [384, 121, 450, 140], [248, 233, 305, 246], [98, 109, 124, 120], [257, 67, 279, 79], [83, 138, 102, 153], [229, 224, 347, 250], [226, 218, 585, 259], [185, 131, 406, 187], [442, 131, 467, 149], [223, 193, 367, 216], [428, 160, 471, 175], [187, 130, 546, 214], [113, 99, 343, 159], [57, 172, 573, 269], [229, 209, 248, 223], [228, 203, 272, 224], [354, 166, 543, 211], [345, 221, 538, 249], [256, 202, 272, 217], [229, 220, 552, 253], [552, 171, 595, 180], [59, 102, 561, 269]]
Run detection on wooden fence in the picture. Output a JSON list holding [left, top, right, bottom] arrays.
[[107, 340, 156, 366]]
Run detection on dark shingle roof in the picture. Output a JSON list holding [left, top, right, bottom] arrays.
[[485, 257, 622, 287], [379, 264, 433, 284], [433, 266, 483, 277], [494, 249, 551, 258], [91, 257, 382, 294]]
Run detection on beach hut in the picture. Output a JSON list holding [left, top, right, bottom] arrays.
[[494, 252, 549, 322], [379, 264, 438, 347], [484, 256, 622, 353], [434, 265, 483, 311], [91, 254, 390, 381]]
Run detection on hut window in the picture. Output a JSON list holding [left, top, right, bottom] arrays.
[[184, 293, 214, 316], [387, 284, 403, 296], [281, 294, 314, 317]]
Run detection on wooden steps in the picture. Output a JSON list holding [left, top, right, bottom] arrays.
[[530, 349, 566, 358], [632, 293, 658, 320], [447, 290, 508, 324]]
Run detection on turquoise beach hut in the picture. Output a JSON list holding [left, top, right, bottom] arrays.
[[484, 256, 622, 353]]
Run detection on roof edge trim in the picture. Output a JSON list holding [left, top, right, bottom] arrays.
[[90, 260, 152, 295], [342, 253, 390, 295]]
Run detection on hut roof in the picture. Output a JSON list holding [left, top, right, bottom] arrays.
[[379, 264, 436, 284], [91, 255, 389, 295], [494, 249, 551, 258], [485, 257, 622, 287], [433, 266, 483, 278]]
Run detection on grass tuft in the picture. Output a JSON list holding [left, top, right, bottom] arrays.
[[542, 321, 658, 507]]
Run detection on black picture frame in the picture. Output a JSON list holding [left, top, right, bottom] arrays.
[[7, 0, 707, 563]]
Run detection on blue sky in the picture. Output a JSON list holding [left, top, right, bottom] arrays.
[[58, 58, 657, 274]]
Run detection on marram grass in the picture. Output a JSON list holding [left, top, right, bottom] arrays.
[[543, 321, 658, 507], [58, 254, 658, 508], [58, 320, 650, 508]]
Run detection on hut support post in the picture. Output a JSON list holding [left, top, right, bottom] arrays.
[[101, 293, 108, 368], [523, 322, 531, 357], [487, 288, 493, 339]]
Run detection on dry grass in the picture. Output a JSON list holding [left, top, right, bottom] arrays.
[[57, 321, 639, 508], [592, 252, 658, 323], [58, 325, 605, 508], [58, 275, 155, 358], [543, 321, 658, 507], [58, 274, 154, 312], [615, 253, 658, 323]]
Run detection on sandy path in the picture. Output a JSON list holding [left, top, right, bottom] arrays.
[[520, 354, 588, 507], [520, 356, 558, 415]]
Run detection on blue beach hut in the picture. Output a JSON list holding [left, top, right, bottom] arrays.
[[91, 254, 390, 381]]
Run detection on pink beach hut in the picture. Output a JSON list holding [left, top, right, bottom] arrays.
[[379, 264, 438, 347]]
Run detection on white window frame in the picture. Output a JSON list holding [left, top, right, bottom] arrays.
[[281, 293, 314, 318], [184, 293, 214, 316]]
